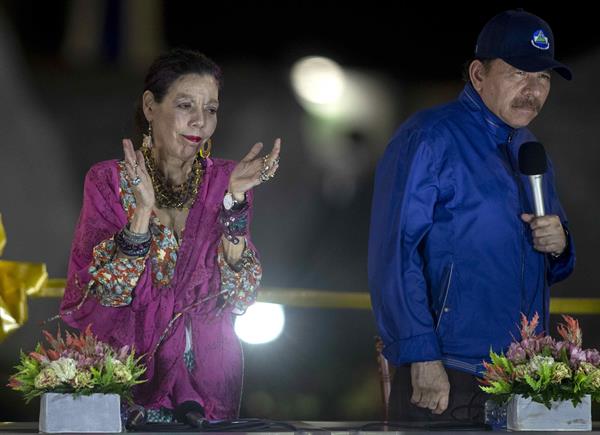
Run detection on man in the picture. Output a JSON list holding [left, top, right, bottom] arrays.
[[368, 9, 575, 423]]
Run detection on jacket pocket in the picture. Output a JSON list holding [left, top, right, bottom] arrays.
[[435, 262, 454, 333]]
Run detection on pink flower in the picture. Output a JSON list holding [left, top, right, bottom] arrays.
[[482, 359, 513, 383], [507, 343, 527, 364], [7, 378, 21, 389], [557, 315, 583, 347], [29, 352, 49, 364], [117, 345, 130, 362], [519, 312, 542, 341], [521, 337, 543, 357], [481, 314, 600, 402], [584, 349, 600, 366], [539, 335, 555, 350], [569, 346, 587, 368], [553, 340, 570, 359]]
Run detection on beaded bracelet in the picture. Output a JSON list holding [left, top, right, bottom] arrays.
[[123, 224, 151, 243], [115, 226, 151, 257], [218, 202, 249, 245]]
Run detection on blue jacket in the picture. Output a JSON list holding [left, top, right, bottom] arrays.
[[368, 84, 575, 375]]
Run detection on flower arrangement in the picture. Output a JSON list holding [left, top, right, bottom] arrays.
[[7, 325, 146, 404], [481, 313, 600, 408]]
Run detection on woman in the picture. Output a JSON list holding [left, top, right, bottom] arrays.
[[59, 48, 281, 421]]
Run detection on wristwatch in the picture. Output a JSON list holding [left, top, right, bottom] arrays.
[[223, 191, 246, 211]]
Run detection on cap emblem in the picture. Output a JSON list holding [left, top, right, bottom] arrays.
[[531, 29, 550, 50]]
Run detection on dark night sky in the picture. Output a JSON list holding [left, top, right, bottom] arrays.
[[166, 2, 599, 82], [4, 1, 599, 80]]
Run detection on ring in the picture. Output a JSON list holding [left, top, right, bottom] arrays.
[[262, 156, 270, 171], [132, 176, 142, 186], [259, 172, 270, 183]]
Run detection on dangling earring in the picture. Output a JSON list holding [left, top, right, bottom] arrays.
[[142, 123, 153, 149], [199, 138, 212, 159]]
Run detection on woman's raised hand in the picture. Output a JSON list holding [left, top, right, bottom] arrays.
[[123, 139, 155, 211], [228, 138, 281, 198]]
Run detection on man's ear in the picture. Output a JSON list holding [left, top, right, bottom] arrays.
[[469, 60, 488, 92]]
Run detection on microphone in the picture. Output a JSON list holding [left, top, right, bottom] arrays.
[[173, 400, 206, 428], [518, 141, 548, 217]]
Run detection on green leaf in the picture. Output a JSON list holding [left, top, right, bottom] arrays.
[[524, 374, 541, 392]]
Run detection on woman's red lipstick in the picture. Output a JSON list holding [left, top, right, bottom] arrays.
[[182, 135, 202, 143]]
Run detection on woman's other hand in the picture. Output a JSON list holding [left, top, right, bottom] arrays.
[[228, 138, 281, 200]]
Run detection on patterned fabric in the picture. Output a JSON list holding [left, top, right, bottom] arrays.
[[118, 161, 178, 287], [217, 243, 262, 315], [87, 161, 262, 311], [87, 238, 147, 306], [61, 158, 260, 419], [145, 408, 175, 423]]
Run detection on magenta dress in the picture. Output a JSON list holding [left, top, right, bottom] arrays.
[[60, 157, 261, 419]]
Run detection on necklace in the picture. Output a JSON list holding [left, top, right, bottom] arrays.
[[142, 147, 204, 209]]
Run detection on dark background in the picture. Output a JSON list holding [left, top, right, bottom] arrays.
[[5, 2, 599, 79], [1, 0, 599, 422]]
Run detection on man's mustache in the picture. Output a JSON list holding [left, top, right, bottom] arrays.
[[512, 98, 541, 112]]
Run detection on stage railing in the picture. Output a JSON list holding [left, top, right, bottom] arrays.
[[33, 279, 600, 314], [2, 214, 599, 344]]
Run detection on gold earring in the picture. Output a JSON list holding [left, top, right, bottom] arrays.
[[142, 124, 152, 149], [199, 138, 212, 159]]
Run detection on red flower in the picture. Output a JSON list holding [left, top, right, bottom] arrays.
[[557, 315, 582, 347]]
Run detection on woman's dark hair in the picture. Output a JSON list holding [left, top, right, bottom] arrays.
[[134, 48, 223, 138], [461, 57, 493, 84]]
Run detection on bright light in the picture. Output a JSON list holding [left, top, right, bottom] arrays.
[[291, 56, 346, 105], [234, 303, 285, 344]]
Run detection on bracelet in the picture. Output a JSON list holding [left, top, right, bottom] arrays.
[[123, 224, 151, 243], [115, 227, 151, 257], [218, 202, 249, 245]]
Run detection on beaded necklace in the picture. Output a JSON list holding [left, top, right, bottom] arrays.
[[142, 147, 204, 209]]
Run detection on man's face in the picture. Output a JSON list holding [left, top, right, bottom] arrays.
[[474, 59, 551, 129]]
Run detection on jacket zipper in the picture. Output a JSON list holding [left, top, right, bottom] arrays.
[[435, 262, 454, 332], [503, 131, 526, 315]]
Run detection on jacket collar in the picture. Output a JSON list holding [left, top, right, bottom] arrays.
[[459, 83, 517, 144]]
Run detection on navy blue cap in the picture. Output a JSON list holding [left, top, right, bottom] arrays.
[[475, 9, 572, 80]]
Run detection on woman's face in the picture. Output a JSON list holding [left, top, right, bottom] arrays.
[[144, 73, 219, 163]]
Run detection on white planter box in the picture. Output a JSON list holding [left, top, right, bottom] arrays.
[[39, 393, 122, 433], [507, 394, 591, 431]]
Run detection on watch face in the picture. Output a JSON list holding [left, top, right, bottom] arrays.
[[223, 193, 234, 210]]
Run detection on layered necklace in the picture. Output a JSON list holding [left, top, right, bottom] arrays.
[[142, 147, 204, 209]]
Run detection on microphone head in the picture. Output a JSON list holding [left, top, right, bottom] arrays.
[[518, 141, 548, 175], [173, 400, 205, 423]]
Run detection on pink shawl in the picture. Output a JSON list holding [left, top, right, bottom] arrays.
[[60, 157, 256, 419]]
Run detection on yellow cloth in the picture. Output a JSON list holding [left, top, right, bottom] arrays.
[[0, 214, 48, 342]]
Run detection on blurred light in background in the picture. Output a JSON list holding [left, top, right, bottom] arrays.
[[291, 55, 400, 204], [235, 302, 285, 344], [291, 56, 346, 116]]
